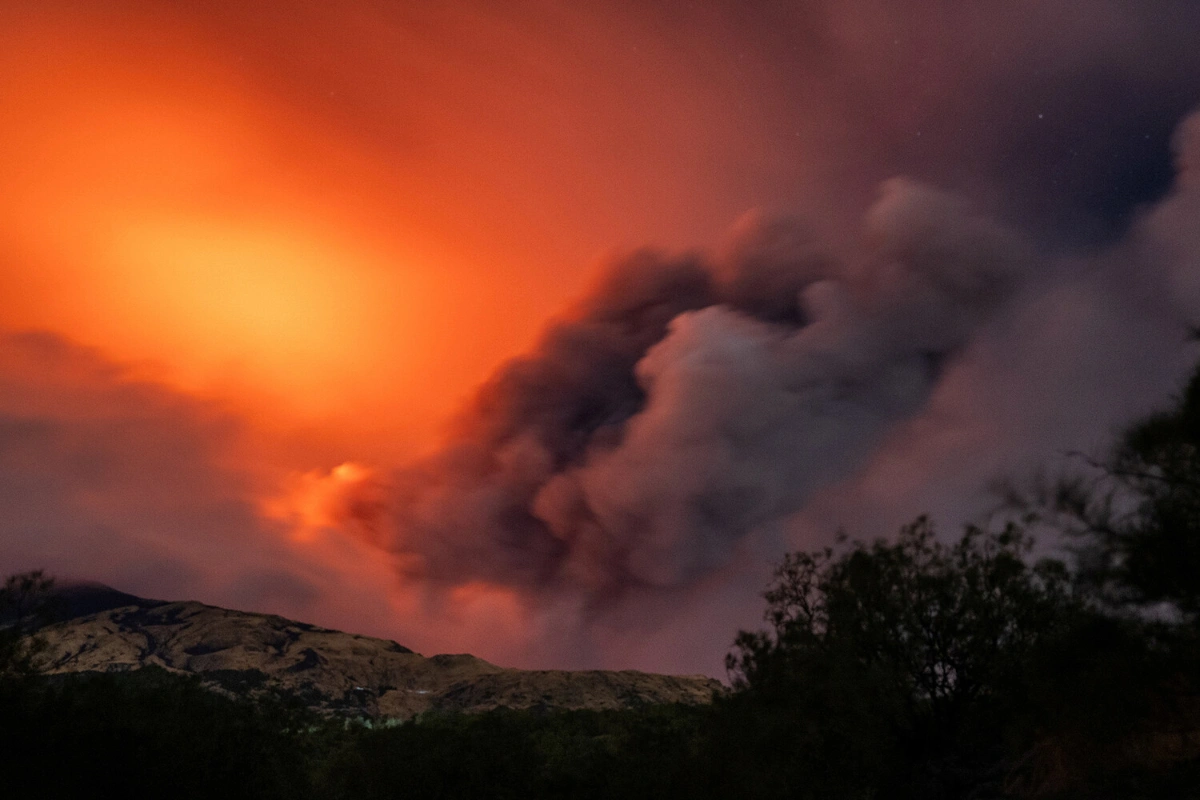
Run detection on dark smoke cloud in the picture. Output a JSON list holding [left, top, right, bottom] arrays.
[[389, 179, 1033, 599], [377, 108, 1200, 675]]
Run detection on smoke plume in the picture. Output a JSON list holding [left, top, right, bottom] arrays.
[[387, 179, 1033, 601]]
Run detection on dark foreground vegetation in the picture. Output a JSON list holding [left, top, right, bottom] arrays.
[[8, 367, 1200, 798]]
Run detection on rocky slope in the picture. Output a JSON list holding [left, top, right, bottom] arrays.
[[34, 589, 722, 719]]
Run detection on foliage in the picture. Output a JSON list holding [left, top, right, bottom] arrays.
[[715, 519, 1076, 799], [728, 518, 1071, 700], [1026, 364, 1200, 619], [313, 704, 710, 800], [0, 667, 321, 799]]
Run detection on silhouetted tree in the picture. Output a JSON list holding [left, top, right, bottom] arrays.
[[1000, 360, 1200, 795], [1030, 364, 1200, 620], [718, 519, 1075, 799]]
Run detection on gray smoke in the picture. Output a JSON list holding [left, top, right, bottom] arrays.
[[389, 179, 1033, 600]]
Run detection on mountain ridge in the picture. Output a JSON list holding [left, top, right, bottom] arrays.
[[33, 586, 723, 719]]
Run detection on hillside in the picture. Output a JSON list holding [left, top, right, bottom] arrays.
[[34, 589, 722, 719]]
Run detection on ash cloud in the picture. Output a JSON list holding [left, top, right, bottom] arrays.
[[389, 179, 1033, 599]]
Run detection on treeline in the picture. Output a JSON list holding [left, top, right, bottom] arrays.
[[7, 367, 1200, 798]]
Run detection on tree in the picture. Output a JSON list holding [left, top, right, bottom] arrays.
[[1030, 364, 1200, 619], [719, 518, 1074, 799], [998, 362, 1200, 794], [731, 518, 1070, 714]]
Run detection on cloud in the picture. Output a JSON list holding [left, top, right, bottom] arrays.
[[371, 98, 1200, 675], [784, 110, 1200, 568], [384, 179, 1034, 602], [1142, 113, 1200, 317]]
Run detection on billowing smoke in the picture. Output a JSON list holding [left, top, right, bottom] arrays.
[[387, 179, 1032, 600]]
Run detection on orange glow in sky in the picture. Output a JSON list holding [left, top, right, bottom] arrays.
[[0, 10, 441, 428], [263, 461, 384, 542], [0, 2, 780, 447]]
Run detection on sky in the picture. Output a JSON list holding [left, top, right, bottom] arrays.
[[2, 0, 1200, 677]]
